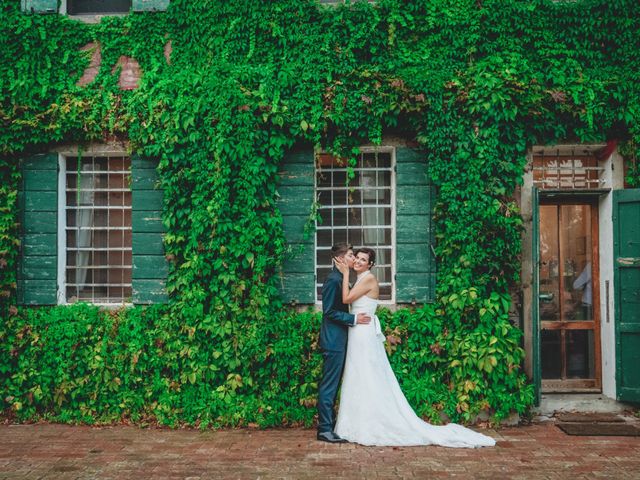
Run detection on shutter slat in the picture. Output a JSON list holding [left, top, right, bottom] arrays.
[[21, 280, 58, 304], [23, 211, 57, 233], [24, 191, 57, 211], [133, 255, 169, 278], [132, 168, 160, 190], [133, 190, 163, 209], [396, 215, 430, 244], [131, 210, 164, 233], [396, 244, 433, 273], [18, 255, 57, 280], [22, 233, 57, 256], [281, 243, 315, 273], [133, 279, 168, 303]]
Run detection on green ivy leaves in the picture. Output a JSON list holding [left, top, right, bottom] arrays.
[[2, 0, 640, 426]]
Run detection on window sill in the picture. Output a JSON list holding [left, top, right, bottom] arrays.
[[60, 302, 134, 309], [66, 13, 128, 23]]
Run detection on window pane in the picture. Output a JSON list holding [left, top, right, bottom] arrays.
[[333, 208, 347, 226], [539, 205, 560, 321], [541, 329, 562, 379], [333, 228, 347, 244], [566, 330, 595, 379], [332, 189, 347, 205], [318, 208, 332, 227], [317, 229, 332, 247], [560, 205, 593, 322], [68, 0, 132, 14], [65, 156, 132, 304]]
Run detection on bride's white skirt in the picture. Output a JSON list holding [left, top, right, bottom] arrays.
[[335, 298, 495, 448]]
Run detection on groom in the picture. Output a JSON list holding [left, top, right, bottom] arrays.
[[317, 242, 371, 443]]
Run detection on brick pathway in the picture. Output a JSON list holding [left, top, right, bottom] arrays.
[[1, 422, 640, 479]]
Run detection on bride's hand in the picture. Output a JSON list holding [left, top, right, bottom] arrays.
[[334, 258, 350, 275]]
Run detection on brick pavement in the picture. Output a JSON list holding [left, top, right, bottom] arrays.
[[1, 422, 640, 479]]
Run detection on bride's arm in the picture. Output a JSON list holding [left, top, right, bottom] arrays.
[[334, 258, 376, 304], [342, 273, 374, 304]]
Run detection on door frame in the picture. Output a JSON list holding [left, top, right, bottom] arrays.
[[536, 193, 602, 393]]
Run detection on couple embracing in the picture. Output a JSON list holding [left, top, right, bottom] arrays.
[[316, 243, 496, 448]]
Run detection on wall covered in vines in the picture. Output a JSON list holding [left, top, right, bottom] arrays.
[[1, 0, 639, 426]]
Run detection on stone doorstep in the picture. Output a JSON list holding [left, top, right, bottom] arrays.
[[533, 393, 636, 418]]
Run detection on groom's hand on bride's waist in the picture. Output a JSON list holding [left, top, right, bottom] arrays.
[[356, 313, 371, 325]]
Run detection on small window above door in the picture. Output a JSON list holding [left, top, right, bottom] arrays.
[[533, 146, 609, 191]]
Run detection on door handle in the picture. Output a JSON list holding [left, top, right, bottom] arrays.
[[539, 292, 554, 302]]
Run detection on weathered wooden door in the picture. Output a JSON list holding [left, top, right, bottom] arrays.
[[613, 189, 640, 403], [538, 197, 601, 391]]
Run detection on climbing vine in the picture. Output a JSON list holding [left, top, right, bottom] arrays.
[[1, 0, 639, 426]]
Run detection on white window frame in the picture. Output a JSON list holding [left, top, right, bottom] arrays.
[[314, 146, 396, 304], [57, 151, 133, 306]]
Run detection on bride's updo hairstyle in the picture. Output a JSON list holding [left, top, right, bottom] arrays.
[[355, 247, 376, 269]]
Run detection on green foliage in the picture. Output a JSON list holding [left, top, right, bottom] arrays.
[[0, 304, 322, 426], [0, 157, 20, 317], [620, 140, 640, 187], [382, 294, 532, 423], [0, 302, 529, 426], [1, 0, 639, 425]]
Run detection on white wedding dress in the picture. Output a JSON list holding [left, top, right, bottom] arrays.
[[335, 272, 496, 448]]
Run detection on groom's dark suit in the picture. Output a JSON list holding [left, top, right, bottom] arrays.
[[317, 266, 356, 434]]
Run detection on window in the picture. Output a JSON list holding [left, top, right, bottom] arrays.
[[315, 148, 394, 301], [62, 156, 132, 304], [66, 0, 131, 14], [533, 148, 607, 190], [21, 0, 169, 14]]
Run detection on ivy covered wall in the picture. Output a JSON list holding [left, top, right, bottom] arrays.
[[1, 0, 639, 426]]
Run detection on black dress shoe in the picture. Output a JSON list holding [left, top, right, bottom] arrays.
[[317, 431, 348, 443]]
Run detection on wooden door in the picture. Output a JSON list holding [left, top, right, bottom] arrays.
[[538, 198, 601, 391]]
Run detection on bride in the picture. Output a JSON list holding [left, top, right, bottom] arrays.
[[333, 247, 496, 448]]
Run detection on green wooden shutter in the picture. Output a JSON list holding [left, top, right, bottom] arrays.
[[613, 188, 640, 402], [277, 147, 315, 304], [132, 0, 169, 11], [21, 0, 58, 13], [131, 155, 168, 304], [395, 146, 436, 303], [17, 153, 58, 305]]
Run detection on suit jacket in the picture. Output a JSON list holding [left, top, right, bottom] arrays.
[[320, 267, 355, 352]]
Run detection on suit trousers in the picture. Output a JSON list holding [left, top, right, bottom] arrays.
[[317, 350, 346, 433]]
